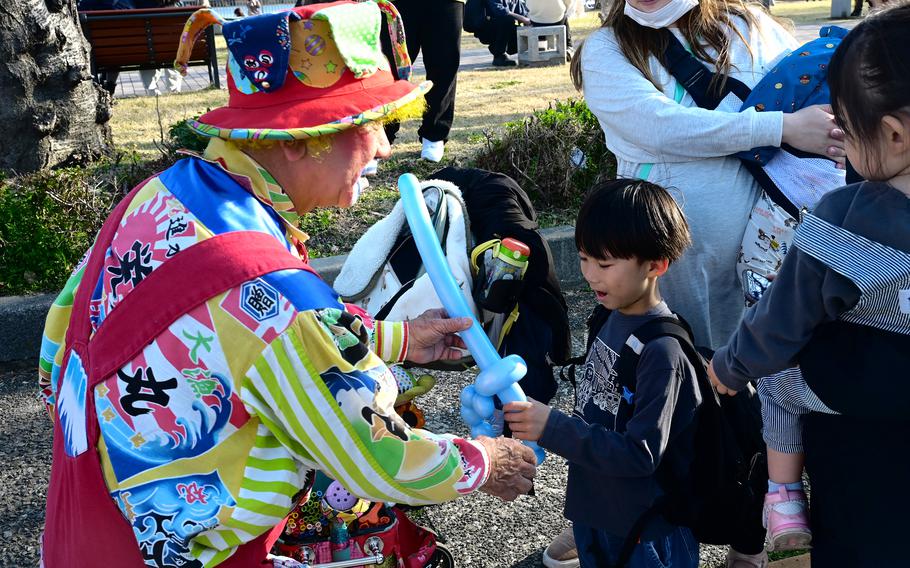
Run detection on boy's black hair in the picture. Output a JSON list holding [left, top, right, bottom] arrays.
[[575, 178, 691, 262], [828, 3, 910, 177]]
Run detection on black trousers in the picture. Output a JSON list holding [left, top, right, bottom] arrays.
[[530, 17, 573, 48], [488, 15, 519, 57], [382, 0, 463, 143]]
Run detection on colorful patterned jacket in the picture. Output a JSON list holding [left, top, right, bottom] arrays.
[[38, 139, 489, 567]]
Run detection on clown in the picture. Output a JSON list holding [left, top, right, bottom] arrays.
[[37, 2, 536, 567]]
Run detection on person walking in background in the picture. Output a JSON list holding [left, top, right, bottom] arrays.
[[382, 0, 466, 163]]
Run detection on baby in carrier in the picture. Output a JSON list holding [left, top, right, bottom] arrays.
[[709, 5, 910, 556]]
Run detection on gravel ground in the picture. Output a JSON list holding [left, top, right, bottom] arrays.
[[0, 285, 730, 567]]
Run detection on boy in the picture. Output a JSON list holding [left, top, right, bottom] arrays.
[[505, 179, 701, 568]]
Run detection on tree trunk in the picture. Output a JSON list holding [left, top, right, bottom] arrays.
[[0, 0, 112, 174]]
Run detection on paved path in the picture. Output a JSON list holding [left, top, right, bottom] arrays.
[[112, 21, 854, 98]]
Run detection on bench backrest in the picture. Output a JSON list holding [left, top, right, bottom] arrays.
[[79, 7, 212, 72]]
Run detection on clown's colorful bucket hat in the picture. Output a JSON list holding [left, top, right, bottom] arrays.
[[174, 0, 429, 140]]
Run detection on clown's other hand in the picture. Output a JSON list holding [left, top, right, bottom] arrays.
[[477, 436, 536, 501]]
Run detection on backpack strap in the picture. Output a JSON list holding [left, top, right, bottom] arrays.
[[558, 305, 612, 385], [612, 316, 701, 405]]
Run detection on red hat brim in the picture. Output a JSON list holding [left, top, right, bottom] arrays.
[[191, 71, 428, 140]]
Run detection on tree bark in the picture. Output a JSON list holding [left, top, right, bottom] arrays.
[[0, 0, 112, 174]]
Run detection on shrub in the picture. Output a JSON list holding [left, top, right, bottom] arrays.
[[162, 115, 208, 158], [0, 153, 165, 296], [472, 99, 616, 209]]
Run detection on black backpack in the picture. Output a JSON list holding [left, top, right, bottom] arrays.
[[564, 306, 767, 564], [336, 167, 571, 404]]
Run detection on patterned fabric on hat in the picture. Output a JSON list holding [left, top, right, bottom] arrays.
[[374, 0, 412, 80], [311, 1, 386, 78], [289, 18, 349, 88], [738, 26, 849, 165], [223, 11, 299, 93], [174, 8, 225, 76]]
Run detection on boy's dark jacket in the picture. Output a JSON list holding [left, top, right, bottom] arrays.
[[539, 303, 700, 540]]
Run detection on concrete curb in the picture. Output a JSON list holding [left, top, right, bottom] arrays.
[[0, 226, 582, 363]]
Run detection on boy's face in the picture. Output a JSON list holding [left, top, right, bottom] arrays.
[[579, 250, 664, 315]]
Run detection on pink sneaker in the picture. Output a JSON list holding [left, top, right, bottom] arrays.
[[763, 487, 812, 551]]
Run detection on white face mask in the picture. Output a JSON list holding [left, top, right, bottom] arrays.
[[623, 0, 699, 29], [350, 176, 370, 206]]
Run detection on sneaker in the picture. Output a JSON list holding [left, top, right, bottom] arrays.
[[542, 526, 579, 568], [492, 54, 517, 67], [763, 487, 812, 551], [566, 46, 575, 62], [726, 548, 769, 568], [420, 138, 444, 163]]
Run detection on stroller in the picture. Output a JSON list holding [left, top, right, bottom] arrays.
[[271, 496, 454, 568]]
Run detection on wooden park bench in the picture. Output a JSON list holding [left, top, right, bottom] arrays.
[[79, 6, 220, 93]]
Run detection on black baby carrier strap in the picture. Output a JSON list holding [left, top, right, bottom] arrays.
[[659, 30, 809, 219], [660, 29, 752, 110]]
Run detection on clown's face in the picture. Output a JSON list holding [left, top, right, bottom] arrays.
[[283, 122, 392, 211]]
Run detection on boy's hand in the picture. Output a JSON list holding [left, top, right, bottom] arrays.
[[503, 398, 551, 442], [707, 359, 739, 396]]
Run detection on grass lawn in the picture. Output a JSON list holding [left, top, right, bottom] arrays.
[[769, 0, 856, 25]]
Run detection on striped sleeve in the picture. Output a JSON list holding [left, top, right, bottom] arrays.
[[38, 253, 89, 419], [239, 309, 489, 507], [372, 319, 409, 363], [342, 302, 409, 363]]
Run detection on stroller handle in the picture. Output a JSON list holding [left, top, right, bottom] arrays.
[[270, 536, 386, 567], [302, 555, 384, 568]]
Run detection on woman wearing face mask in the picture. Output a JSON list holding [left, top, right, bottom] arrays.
[[545, 1, 845, 568], [568, 1, 844, 356]]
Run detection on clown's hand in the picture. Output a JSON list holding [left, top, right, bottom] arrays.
[[405, 309, 471, 365]]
